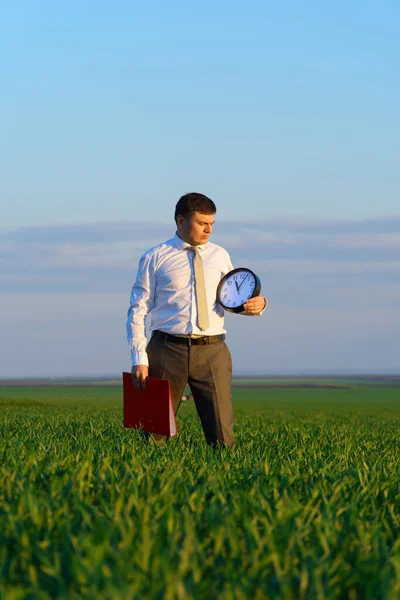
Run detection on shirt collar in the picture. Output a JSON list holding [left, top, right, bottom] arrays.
[[173, 232, 206, 252]]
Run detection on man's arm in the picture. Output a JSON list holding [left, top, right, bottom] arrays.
[[126, 252, 155, 390]]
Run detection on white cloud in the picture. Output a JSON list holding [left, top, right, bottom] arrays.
[[337, 233, 400, 249], [1, 215, 398, 376], [50, 241, 145, 268], [249, 259, 400, 275], [1, 216, 399, 306]]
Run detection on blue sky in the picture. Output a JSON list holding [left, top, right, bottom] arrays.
[[1, 2, 399, 375]]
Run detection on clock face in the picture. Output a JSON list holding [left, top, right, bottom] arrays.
[[217, 268, 260, 312]]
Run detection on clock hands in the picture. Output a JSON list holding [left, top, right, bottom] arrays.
[[237, 274, 249, 291], [233, 275, 249, 295]]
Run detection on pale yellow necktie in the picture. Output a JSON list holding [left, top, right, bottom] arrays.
[[189, 247, 210, 331]]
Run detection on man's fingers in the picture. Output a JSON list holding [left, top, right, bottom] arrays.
[[132, 376, 146, 392], [243, 296, 267, 313], [244, 305, 257, 314], [131, 375, 147, 391], [131, 365, 149, 391]]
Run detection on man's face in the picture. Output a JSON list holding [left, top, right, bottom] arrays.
[[177, 211, 215, 246]]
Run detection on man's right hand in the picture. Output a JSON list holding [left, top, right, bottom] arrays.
[[131, 365, 149, 391]]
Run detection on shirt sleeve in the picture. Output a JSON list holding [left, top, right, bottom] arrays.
[[126, 252, 156, 367], [223, 251, 234, 276]]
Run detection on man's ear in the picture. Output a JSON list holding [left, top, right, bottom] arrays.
[[176, 215, 185, 228]]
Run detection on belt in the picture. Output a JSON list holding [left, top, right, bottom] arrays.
[[153, 330, 225, 346]]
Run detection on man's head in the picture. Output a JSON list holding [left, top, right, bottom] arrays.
[[175, 192, 216, 246]]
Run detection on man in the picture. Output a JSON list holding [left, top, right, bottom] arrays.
[[126, 193, 267, 447]]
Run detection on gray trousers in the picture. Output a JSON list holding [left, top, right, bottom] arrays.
[[146, 331, 235, 446]]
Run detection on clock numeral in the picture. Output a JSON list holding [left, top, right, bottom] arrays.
[[233, 302, 237, 307], [223, 294, 227, 299], [228, 280, 233, 286]]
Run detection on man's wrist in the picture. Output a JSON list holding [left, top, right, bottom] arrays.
[[131, 351, 149, 367], [257, 297, 268, 315]]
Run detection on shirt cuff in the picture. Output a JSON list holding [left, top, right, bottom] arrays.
[[257, 298, 268, 315], [131, 352, 149, 367]]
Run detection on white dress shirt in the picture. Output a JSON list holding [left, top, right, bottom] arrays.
[[126, 233, 260, 366]]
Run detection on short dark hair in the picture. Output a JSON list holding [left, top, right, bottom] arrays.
[[174, 192, 216, 223]]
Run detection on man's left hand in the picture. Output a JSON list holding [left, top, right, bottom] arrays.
[[243, 295, 268, 315]]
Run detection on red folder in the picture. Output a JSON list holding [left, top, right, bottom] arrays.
[[122, 372, 178, 437]]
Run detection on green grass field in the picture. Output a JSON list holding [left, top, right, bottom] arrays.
[[1, 384, 400, 599]]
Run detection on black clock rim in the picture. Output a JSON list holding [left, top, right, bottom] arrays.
[[216, 267, 261, 313]]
